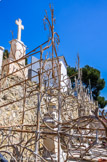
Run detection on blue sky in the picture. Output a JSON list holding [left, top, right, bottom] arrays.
[[0, 0, 107, 103]]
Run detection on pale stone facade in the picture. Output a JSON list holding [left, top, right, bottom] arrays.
[[0, 75, 96, 161], [28, 56, 70, 92], [0, 46, 4, 75], [2, 39, 28, 78]]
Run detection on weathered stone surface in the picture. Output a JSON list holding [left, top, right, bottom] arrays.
[[0, 75, 96, 160]]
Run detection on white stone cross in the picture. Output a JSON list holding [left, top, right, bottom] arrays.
[[15, 18, 24, 41]]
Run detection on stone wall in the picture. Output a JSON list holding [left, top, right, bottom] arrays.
[[0, 75, 96, 160]]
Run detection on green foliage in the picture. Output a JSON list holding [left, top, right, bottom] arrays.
[[82, 65, 105, 99], [97, 96, 107, 108], [67, 66, 77, 87], [3, 50, 9, 59], [67, 65, 107, 108], [25, 57, 28, 65]]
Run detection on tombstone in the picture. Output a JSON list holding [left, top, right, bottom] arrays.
[[0, 46, 4, 76], [2, 19, 28, 78]]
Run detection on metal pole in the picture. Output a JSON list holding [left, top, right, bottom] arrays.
[[35, 91, 40, 162], [58, 63, 61, 162]]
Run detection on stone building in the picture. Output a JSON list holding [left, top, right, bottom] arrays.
[[28, 55, 71, 92]]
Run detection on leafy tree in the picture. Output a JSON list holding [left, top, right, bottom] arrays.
[[67, 65, 107, 108], [25, 58, 28, 65], [3, 50, 9, 59], [67, 66, 77, 87], [97, 96, 107, 108]]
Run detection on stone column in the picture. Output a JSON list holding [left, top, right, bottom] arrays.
[[8, 39, 28, 78], [0, 46, 4, 75], [9, 39, 26, 66], [43, 102, 58, 160]]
